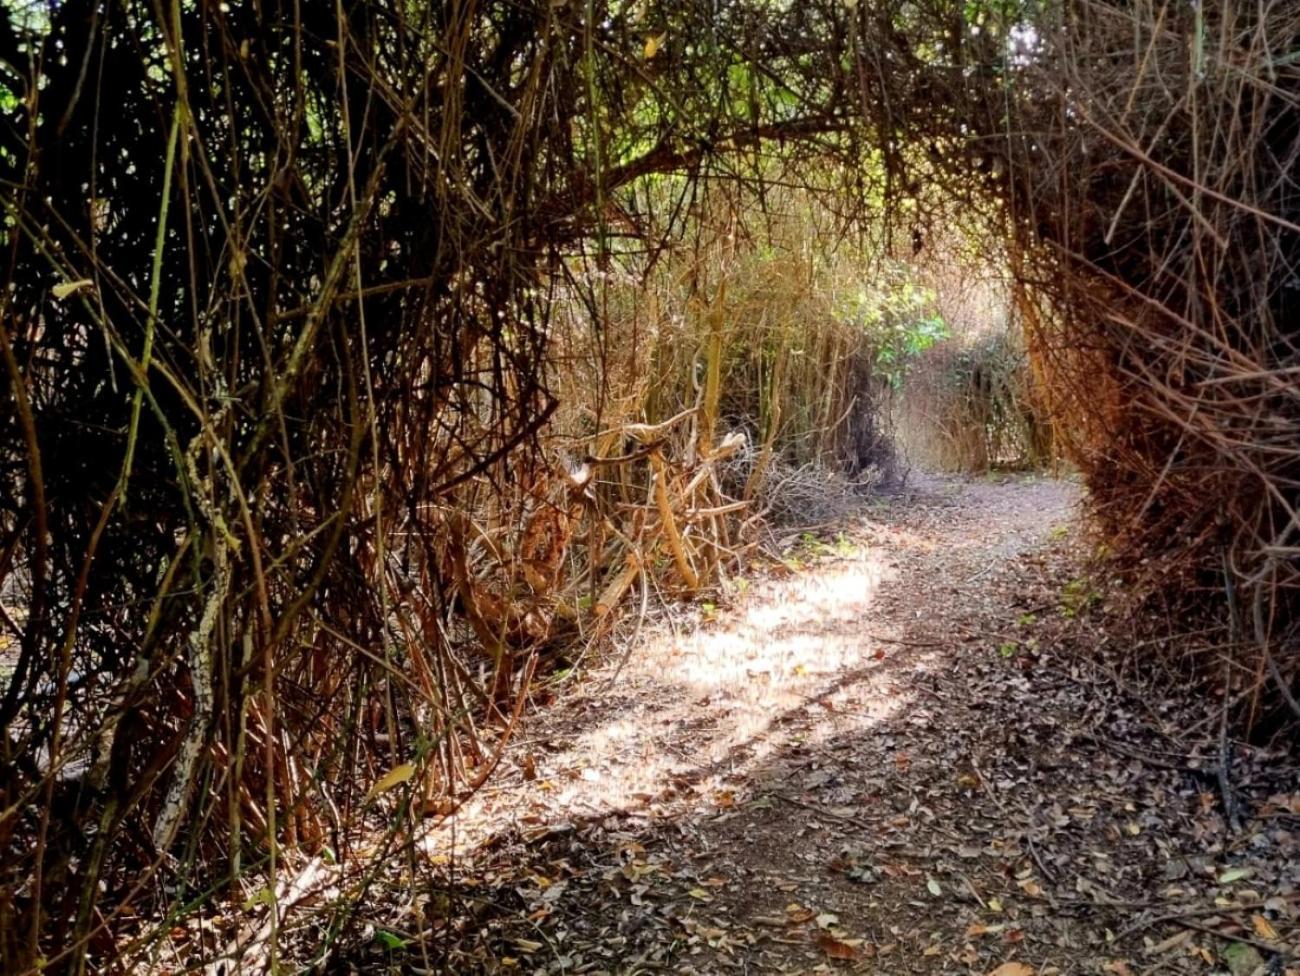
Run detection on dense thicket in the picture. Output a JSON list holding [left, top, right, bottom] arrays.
[[0, 0, 871, 968], [907, 1, 1300, 730], [1, 0, 1296, 969]]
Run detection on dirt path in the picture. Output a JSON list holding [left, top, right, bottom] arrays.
[[360, 476, 1299, 975]]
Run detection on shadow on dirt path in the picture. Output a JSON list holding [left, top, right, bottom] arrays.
[[338, 475, 1300, 975]]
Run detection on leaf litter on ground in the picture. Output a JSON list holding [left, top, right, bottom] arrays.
[[331, 474, 1300, 975]]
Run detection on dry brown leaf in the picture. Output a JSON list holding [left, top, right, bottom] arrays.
[[1016, 877, 1043, 898], [816, 933, 860, 961], [785, 902, 815, 924], [1252, 914, 1279, 941], [987, 963, 1034, 976]]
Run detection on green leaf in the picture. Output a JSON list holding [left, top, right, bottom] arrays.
[[373, 929, 406, 951], [242, 886, 275, 910], [51, 279, 94, 301], [368, 762, 416, 799], [1223, 941, 1265, 976]]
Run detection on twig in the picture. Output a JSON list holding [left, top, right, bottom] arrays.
[[1219, 549, 1242, 832], [1173, 920, 1293, 959], [958, 873, 988, 910], [769, 792, 872, 830], [864, 633, 946, 649], [970, 758, 1058, 902], [1115, 897, 1298, 941], [1080, 733, 1207, 773]]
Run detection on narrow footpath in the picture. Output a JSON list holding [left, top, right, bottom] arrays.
[[357, 476, 1299, 975]]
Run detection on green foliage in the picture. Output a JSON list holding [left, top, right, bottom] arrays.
[[836, 270, 949, 387], [373, 930, 407, 951], [896, 319, 1055, 473], [1059, 578, 1097, 618]]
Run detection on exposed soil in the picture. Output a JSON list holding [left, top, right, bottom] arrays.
[[342, 475, 1300, 975]]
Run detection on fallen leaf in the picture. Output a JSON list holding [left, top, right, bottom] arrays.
[[927, 878, 943, 897], [1251, 914, 1279, 941], [1217, 867, 1252, 885], [1016, 877, 1043, 898], [816, 934, 860, 961], [1144, 931, 1190, 956], [785, 902, 815, 924], [987, 964, 1034, 976], [1224, 942, 1265, 976]]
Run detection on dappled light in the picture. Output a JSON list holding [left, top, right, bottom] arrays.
[[523, 546, 902, 817]]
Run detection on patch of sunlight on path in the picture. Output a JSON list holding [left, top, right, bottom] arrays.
[[510, 544, 916, 821]]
